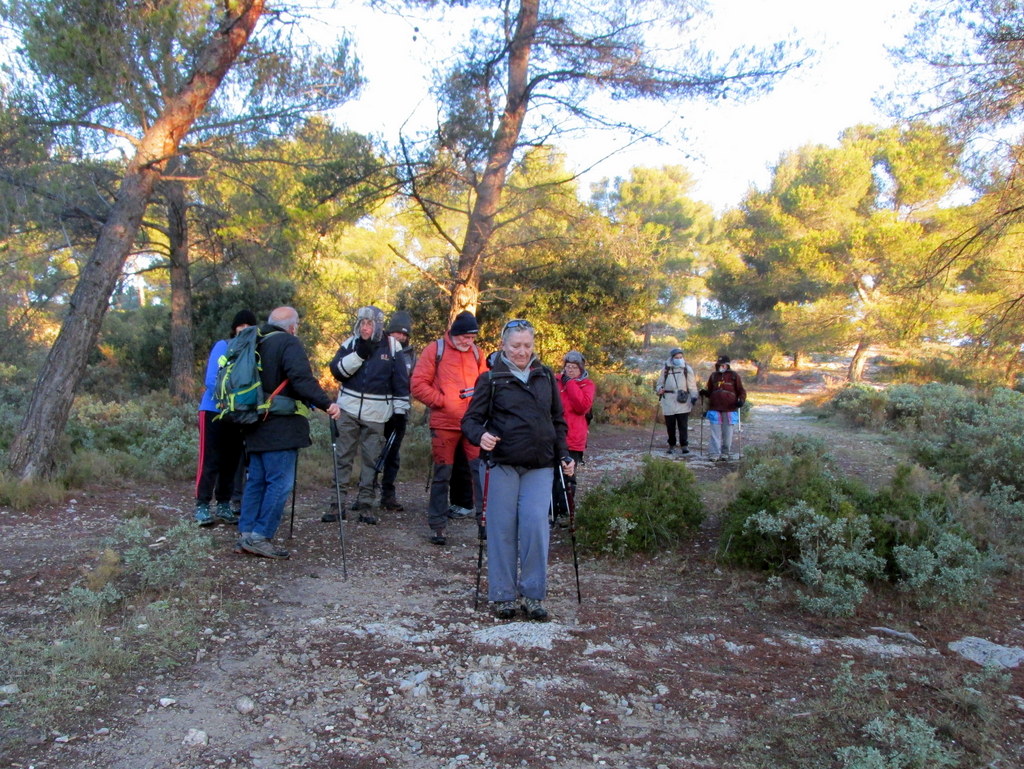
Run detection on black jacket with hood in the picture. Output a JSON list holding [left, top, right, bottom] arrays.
[[243, 323, 334, 453], [461, 356, 569, 469]]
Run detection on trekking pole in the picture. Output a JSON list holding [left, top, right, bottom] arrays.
[[647, 401, 660, 455], [329, 418, 348, 580], [287, 453, 299, 539], [372, 428, 398, 494], [474, 461, 490, 611], [698, 396, 705, 457], [558, 463, 582, 604]]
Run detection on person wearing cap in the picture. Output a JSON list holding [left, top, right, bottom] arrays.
[[323, 306, 411, 525], [654, 347, 699, 455], [379, 311, 415, 511], [700, 355, 746, 461], [194, 309, 257, 526], [410, 310, 488, 546], [551, 350, 596, 526]]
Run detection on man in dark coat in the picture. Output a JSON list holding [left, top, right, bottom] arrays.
[[237, 306, 340, 558]]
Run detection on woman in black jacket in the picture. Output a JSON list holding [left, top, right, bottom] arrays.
[[461, 319, 574, 621]]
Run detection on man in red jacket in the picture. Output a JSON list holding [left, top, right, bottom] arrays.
[[410, 311, 488, 545]]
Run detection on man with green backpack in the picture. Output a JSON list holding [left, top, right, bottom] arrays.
[[230, 306, 340, 558]]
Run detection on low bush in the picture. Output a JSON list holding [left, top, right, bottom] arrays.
[[588, 371, 655, 426], [576, 456, 704, 555], [719, 435, 994, 616], [1, 517, 216, 743]]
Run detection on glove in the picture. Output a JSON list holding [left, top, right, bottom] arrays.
[[690, 396, 698, 405], [354, 336, 374, 360], [699, 389, 709, 398], [736, 400, 745, 409]]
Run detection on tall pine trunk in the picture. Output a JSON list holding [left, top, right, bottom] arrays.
[[7, 1, 265, 481], [848, 338, 872, 382], [449, 0, 538, 324], [167, 160, 195, 403]]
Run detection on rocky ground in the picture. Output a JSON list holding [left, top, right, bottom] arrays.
[[2, 369, 1023, 768]]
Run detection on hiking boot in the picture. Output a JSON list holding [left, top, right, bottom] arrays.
[[707, 454, 721, 462], [357, 513, 379, 525], [194, 502, 216, 527], [215, 502, 239, 524], [493, 601, 518, 620], [665, 447, 675, 455], [430, 531, 447, 546], [350, 501, 372, 512], [321, 512, 339, 523], [522, 597, 549, 622], [381, 497, 404, 511], [728, 453, 741, 461], [679, 446, 690, 455], [240, 535, 289, 559], [447, 504, 473, 519]]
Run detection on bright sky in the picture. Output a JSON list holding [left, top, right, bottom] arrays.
[[327, 0, 922, 212]]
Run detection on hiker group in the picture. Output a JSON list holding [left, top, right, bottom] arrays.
[[194, 304, 740, 620]]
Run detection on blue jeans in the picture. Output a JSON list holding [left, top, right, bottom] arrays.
[[239, 449, 297, 540]]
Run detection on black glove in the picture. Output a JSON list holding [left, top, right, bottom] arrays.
[[354, 336, 374, 360], [699, 389, 709, 398], [736, 400, 745, 409], [690, 395, 698, 405]]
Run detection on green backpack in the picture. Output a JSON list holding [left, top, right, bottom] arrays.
[[214, 327, 306, 423]]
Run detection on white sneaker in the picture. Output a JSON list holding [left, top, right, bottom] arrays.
[[447, 504, 474, 519]]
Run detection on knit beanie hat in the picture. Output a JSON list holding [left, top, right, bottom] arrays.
[[230, 309, 258, 336], [716, 355, 731, 368], [449, 311, 479, 336], [387, 310, 412, 335]]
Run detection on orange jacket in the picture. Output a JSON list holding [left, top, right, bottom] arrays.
[[410, 335, 488, 431]]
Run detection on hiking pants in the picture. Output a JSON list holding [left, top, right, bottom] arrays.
[[239, 449, 297, 540], [428, 429, 482, 532], [482, 463, 553, 603], [664, 412, 689, 448], [333, 410, 385, 506], [707, 414, 734, 457], [195, 411, 245, 504], [380, 412, 407, 501]]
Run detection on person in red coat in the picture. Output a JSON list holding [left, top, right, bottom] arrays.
[[410, 311, 488, 546], [553, 351, 595, 526]]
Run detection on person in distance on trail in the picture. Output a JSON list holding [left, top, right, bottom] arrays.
[[700, 355, 746, 461], [237, 307, 340, 558], [552, 350, 595, 527], [654, 347, 699, 456], [379, 311, 415, 512], [462, 318, 573, 622], [411, 310, 488, 546], [194, 309, 257, 527], [322, 305, 410, 525]]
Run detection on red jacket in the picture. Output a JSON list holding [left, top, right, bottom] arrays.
[[559, 374, 596, 452], [410, 335, 488, 431]]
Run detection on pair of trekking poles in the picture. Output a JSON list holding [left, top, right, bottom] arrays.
[[473, 461, 582, 610]]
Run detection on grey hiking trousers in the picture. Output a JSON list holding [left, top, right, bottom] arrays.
[[481, 463, 553, 603]]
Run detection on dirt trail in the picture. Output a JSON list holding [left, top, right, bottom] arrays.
[[2, 394, 1023, 769]]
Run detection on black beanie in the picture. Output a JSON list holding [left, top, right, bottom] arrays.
[[449, 311, 479, 336], [387, 310, 412, 335], [231, 309, 258, 335]]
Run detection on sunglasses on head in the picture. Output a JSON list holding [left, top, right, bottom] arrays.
[[502, 318, 533, 333]]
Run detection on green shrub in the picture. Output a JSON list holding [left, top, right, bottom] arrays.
[[835, 710, 960, 768], [825, 383, 890, 428], [576, 456, 704, 555], [720, 436, 994, 615]]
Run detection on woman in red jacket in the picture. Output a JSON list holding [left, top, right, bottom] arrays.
[[558, 351, 596, 464], [553, 351, 595, 527]]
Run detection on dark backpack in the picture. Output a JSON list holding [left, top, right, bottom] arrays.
[[214, 327, 297, 423]]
